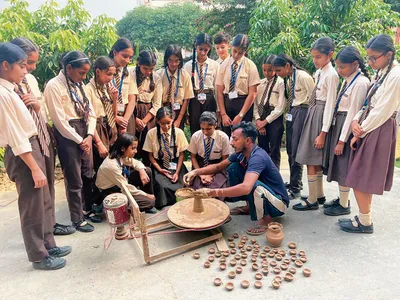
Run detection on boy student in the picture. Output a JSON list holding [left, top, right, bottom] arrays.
[[214, 33, 231, 65]]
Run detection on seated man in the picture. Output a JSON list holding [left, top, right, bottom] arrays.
[[184, 122, 289, 235]]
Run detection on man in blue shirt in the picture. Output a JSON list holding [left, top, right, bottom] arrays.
[[184, 122, 289, 235]]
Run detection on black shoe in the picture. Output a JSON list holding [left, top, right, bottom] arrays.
[[53, 223, 76, 236], [48, 246, 72, 258], [301, 195, 326, 205], [284, 182, 290, 189], [338, 218, 352, 223], [292, 199, 319, 211], [92, 204, 103, 214], [339, 216, 374, 234], [144, 208, 158, 214], [323, 197, 340, 208], [288, 189, 301, 200], [73, 220, 94, 232], [324, 203, 351, 216], [32, 256, 66, 270], [83, 211, 102, 223]]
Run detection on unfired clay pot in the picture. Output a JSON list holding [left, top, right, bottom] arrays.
[[303, 268, 311, 277], [228, 271, 236, 279], [236, 267, 243, 274], [233, 233, 239, 239], [255, 273, 263, 280], [284, 272, 294, 282], [266, 222, 284, 247], [274, 276, 283, 283], [214, 278, 222, 286], [289, 267, 296, 274], [272, 280, 280, 289], [193, 253, 200, 259], [204, 261, 211, 268], [254, 281, 263, 289], [241, 280, 250, 289], [225, 282, 234, 291]]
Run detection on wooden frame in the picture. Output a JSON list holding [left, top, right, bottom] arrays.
[[121, 184, 228, 264]]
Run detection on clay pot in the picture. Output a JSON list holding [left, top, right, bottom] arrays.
[[225, 282, 234, 291], [193, 253, 200, 259], [289, 267, 296, 274], [262, 262, 269, 268], [240, 248, 246, 254], [284, 272, 294, 282], [294, 260, 303, 268], [268, 252, 275, 258], [240, 259, 247, 266], [241, 235, 248, 240], [252, 263, 259, 271], [283, 258, 291, 265], [300, 256, 307, 263], [273, 267, 281, 274], [251, 239, 257, 244], [223, 251, 230, 257], [238, 243, 244, 249], [298, 250, 306, 257], [280, 263, 288, 271], [303, 268, 311, 277], [234, 254, 241, 260], [228, 271, 236, 279], [272, 280, 280, 289], [229, 242, 236, 249], [230, 249, 237, 255], [208, 248, 216, 254], [262, 267, 269, 276], [219, 263, 227, 271], [246, 245, 253, 252], [229, 259, 237, 267], [278, 250, 286, 257], [274, 276, 283, 283], [275, 254, 283, 261], [228, 237, 234, 242], [251, 257, 257, 263], [233, 233, 239, 239], [288, 242, 297, 249], [204, 261, 211, 268], [254, 244, 260, 249], [272, 248, 279, 254], [219, 258, 226, 263], [260, 253, 267, 259], [291, 256, 297, 262], [208, 256, 215, 262], [241, 280, 250, 289], [264, 246, 271, 253], [266, 222, 284, 247], [254, 281, 263, 289], [241, 253, 248, 259], [236, 267, 243, 274], [215, 252, 222, 258], [289, 250, 297, 256], [255, 273, 263, 280], [270, 261, 277, 267], [214, 278, 222, 286]]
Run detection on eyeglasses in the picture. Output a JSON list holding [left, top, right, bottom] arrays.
[[366, 53, 385, 63]]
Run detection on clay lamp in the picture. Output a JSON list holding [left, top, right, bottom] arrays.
[[284, 272, 294, 282], [268, 252, 275, 258], [262, 262, 269, 269], [278, 250, 286, 257], [280, 263, 288, 271], [219, 258, 226, 263], [298, 250, 306, 257], [241, 280, 250, 289], [274, 275, 283, 283], [208, 248, 216, 254], [289, 267, 296, 274], [241, 235, 248, 241], [229, 242, 236, 249], [219, 263, 227, 271], [272, 248, 279, 253], [215, 252, 222, 258], [303, 268, 311, 277], [289, 250, 297, 256], [193, 253, 200, 259], [254, 244, 260, 249], [251, 257, 257, 263], [262, 267, 269, 276], [246, 245, 253, 252], [251, 239, 257, 244], [291, 256, 297, 262], [254, 281, 263, 289], [228, 271, 236, 279], [252, 263, 259, 271], [283, 258, 291, 265], [234, 254, 241, 260], [230, 249, 237, 255], [270, 261, 278, 267], [241, 253, 248, 259], [275, 254, 283, 261], [255, 273, 263, 280], [236, 266, 243, 274], [252, 252, 259, 257], [295, 260, 303, 268], [204, 261, 211, 268], [240, 259, 247, 266], [264, 246, 271, 253], [288, 242, 297, 249], [223, 251, 230, 257], [260, 253, 267, 259], [214, 278, 222, 286], [240, 248, 246, 254], [273, 267, 281, 274], [238, 243, 244, 249], [227, 237, 234, 242], [229, 259, 237, 267], [233, 233, 239, 239], [225, 282, 234, 291], [272, 280, 281, 289], [208, 256, 215, 262], [300, 256, 307, 263]]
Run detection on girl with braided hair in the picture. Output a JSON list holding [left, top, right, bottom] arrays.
[[44, 51, 98, 232], [143, 107, 189, 208]]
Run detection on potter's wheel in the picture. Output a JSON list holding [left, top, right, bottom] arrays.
[[168, 191, 230, 230]]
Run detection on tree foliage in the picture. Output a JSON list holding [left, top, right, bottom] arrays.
[[385, 0, 400, 12]]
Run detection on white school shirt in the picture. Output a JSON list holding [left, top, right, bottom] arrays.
[[0, 78, 37, 155], [336, 71, 370, 142], [216, 55, 230, 65], [24, 74, 49, 123], [314, 62, 340, 132], [289, 69, 315, 107], [188, 130, 230, 160], [354, 60, 400, 137], [253, 77, 285, 123], [183, 57, 219, 91]]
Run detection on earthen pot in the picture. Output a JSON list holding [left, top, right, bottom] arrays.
[[238, 243, 244, 249], [208, 256, 215, 262], [215, 252, 222, 258], [266, 222, 284, 247], [291, 256, 297, 262], [230, 249, 237, 255], [241, 280, 250, 289], [219, 258, 226, 263], [284, 272, 294, 282], [272, 280, 280, 289], [241, 253, 248, 259], [255, 273, 263, 280], [298, 250, 306, 257], [251, 239, 257, 244], [275, 254, 283, 261], [254, 281, 263, 289], [246, 245, 253, 252], [288, 242, 297, 249], [229, 242, 236, 249], [294, 260, 303, 268], [251, 257, 257, 263], [204, 261, 211, 268], [278, 250, 286, 257], [268, 252, 275, 258], [273, 267, 281, 274], [280, 263, 288, 271], [283, 258, 291, 265], [264, 246, 271, 253], [228, 271, 236, 279], [274, 276, 283, 283], [261, 267, 269, 275], [240, 248, 246, 254], [236, 266, 243, 274], [234, 254, 241, 260], [289, 267, 296, 274], [240, 259, 247, 266], [225, 282, 234, 291], [241, 235, 248, 240], [260, 253, 267, 259], [289, 250, 297, 256], [262, 262, 269, 268], [252, 263, 259, 271], [193, 253, 200, 259], [208, 248, 216, 254], [214, 278, 222, 286], [233, 233, 239, 239], [272, 248, 279, 254], [254, 244, 260, 249], [229, 259, 237, 267], [228, 237, 234, 242], [223, 251, 230, 257], [270, 261, 278, 267], [303, 268, 311, 277], [219, 263, 227, 271], [300, 256, 307, 263]]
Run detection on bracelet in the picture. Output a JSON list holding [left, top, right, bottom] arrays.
[[221, 113, 227, 117]]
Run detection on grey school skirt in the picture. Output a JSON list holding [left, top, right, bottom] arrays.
[[322, 112, 351, 186], [296, 100, 325, 166], [346, 116, 397, 195]]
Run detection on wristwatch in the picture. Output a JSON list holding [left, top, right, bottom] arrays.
[[239, 113, 244, 118]]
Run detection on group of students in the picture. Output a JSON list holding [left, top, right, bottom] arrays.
[[0, 31, 399, 270]]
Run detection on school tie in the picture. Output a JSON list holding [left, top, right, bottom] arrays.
[[15, 78, 51, 157], [309, 72, 321, 108], [198, 62, 204, 94], [335, 80, 348, 107], [166, 74, 175, 103], [113, 69, 123, 105], [101, 83, 117, 129], [258, 80, 272, 118], [229, 62, 238, 92], [204, 136, 212, 166], [162, 132, 171, 169], [358, 75, 382, 124]]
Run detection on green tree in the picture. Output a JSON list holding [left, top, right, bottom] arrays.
[[385, 0, 400, 12]]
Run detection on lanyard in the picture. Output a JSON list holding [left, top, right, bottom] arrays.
[[361, 77, 382, 111], [165, 68, 180, 98], [117, 159, 130, 178], [161, 133, 173, 159], [230, 60, 244, 88], [289, 67, 296, 110], [203, 137, 215, 161], [112, 72, 125, 97], [334, 71, 361, 114], [196, 62, 208, 90]]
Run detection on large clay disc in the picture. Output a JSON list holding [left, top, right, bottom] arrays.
[[168, 197, 230, 230]]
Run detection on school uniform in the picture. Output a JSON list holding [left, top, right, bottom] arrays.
[[346, 61, 400, 195], [254, 76, 285, 169], [129, 67, 163, 165], [216, 55, 230, 65], [323, 71, 370, 186], [156, 67, 194, 130], [142, 126, 189, 208], [112, 67, 139, 134], [188, 129, 230, 199], [0, 78, 56, 262], [296, 62, 339, 166], [183, 58, 220, 134], [95, 156, 155, 211], [45, 71, 97, 223], [216, 56, 261, 137], [284, 68, 315, 193]]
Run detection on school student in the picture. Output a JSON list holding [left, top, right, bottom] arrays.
[[129, 50, 162, 166], [340, 34, 400, 234], [95, 133, 156, 212], [187, 111, 230, 200], [322, 46, 370, 216], [216, 34, 261, 138], [45, 51, 98, 232], [86, 56, 119, 213], [184, 33, 220, 135], [294, 37, 339, 211], [156, 45, 194, 130], [0, 42, 70, 270], [272, 54, 315, 199], [142, 107, 189, 208], [109, 38, 138, 135], [254, 55, 285, 170], [214, 33, 231, 64]]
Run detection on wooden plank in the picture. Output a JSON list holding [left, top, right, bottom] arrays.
[[146, 220, 173, 232]]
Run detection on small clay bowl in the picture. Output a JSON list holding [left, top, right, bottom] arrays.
[[283, 258, 291, 265], [262, 262, 269, 269], [273, 267, 281, 274], [251, 257, 257, 263], [240, 248, 246, 254], [219, 263, 227, 271], [272, 280, 280, 289], [289, 250, 297, 256], [241, 253, 248, 259], [255, 273, 263, 280], [228, 237, 234, 242], [238, 243, 244, 249], [241, 280, 250, 289], [268, 252, 275, 258], [214, 278, 222, 286], [278, 250, 286, 257], [225, 282, 234, 291], [272, 248, 279, 253], [298, 250, 306, 257], [288, 242, 297, 249], [280, 263, 288, 271], [251, 239, 257, 244], [260, 253, 267, 259], [229, 242, 236, 249], [223, 251, 230, 257], [254, 244, 260, 249], [270, 261, 278, 267], [233, 233, 239, 239], [228, 271, 236, 279], [284, 272, 294, 282], [215, 252, 222, 258], [252, 252, 259, 257], [264, 246, 271, 253], [274, 276, 283, 283], [204, 261, 211, 268], [291, 256, 297, 262], [246, 245, 252, 252], [208, 256, 215, 262], [193, 253, 200, 259], [262, 267, 269, 276], [289, 267, 296, 274], [234, 254, 241, 260], [303, 268, 311, 277], [236, 266, 243, 274], [219, 258, 226, 263], [254, 281, 263, 289], [230, 249, 237, 255], [252, 263, 259, 271], [275, 254, 283, 261], [300, 256, 308, 263], [208, 248, 216, 254], [229, 259, 237, 267], [241, 235, 248, 241], [240, 259, 247, 266], [295, 260, 303, 268]]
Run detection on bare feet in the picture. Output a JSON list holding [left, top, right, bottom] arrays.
[[230, 205, 250, 215]]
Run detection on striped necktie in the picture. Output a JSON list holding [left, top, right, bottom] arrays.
[[204, 136, 212, 166], [229, 62, 238, 92], [100, 83, 116, 129], [258, 80, 272, 118], [359, 74, 382, 124], [198, 62, 204, 94], [309, 72, 321, 108], [15, 78, 51, 157], [166, 74, 175, 103], [162, 132, 171, 169], [114, 69, 123, 105]]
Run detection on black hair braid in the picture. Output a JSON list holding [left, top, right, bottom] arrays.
[[64, 67, 85, 119], [156, 123, 163, 161], [122, 66, 129, 77], [171, 123, 177, 158], [77, 82, 91, 117], [358, 59, 370, 81], [94, 71, 110, 105], [191, 44, 196, 91], [136, 64, 145, 88], [283, 77, 289, 99], [266, 75, 278, 105], [149, 73, 155, 92]]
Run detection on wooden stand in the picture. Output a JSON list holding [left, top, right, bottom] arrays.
[[121, 184, 228, 264]]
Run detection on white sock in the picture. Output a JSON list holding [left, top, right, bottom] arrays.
[[352, 211, 372, 227], [316, 171, 324, 198], [338, 185, 350, 208], [307, 175, 317, 204]]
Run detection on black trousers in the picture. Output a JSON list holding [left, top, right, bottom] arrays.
[[258, 115, 284, 170], [222, 94, 253, 137], [189, 92, 217, 135]]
